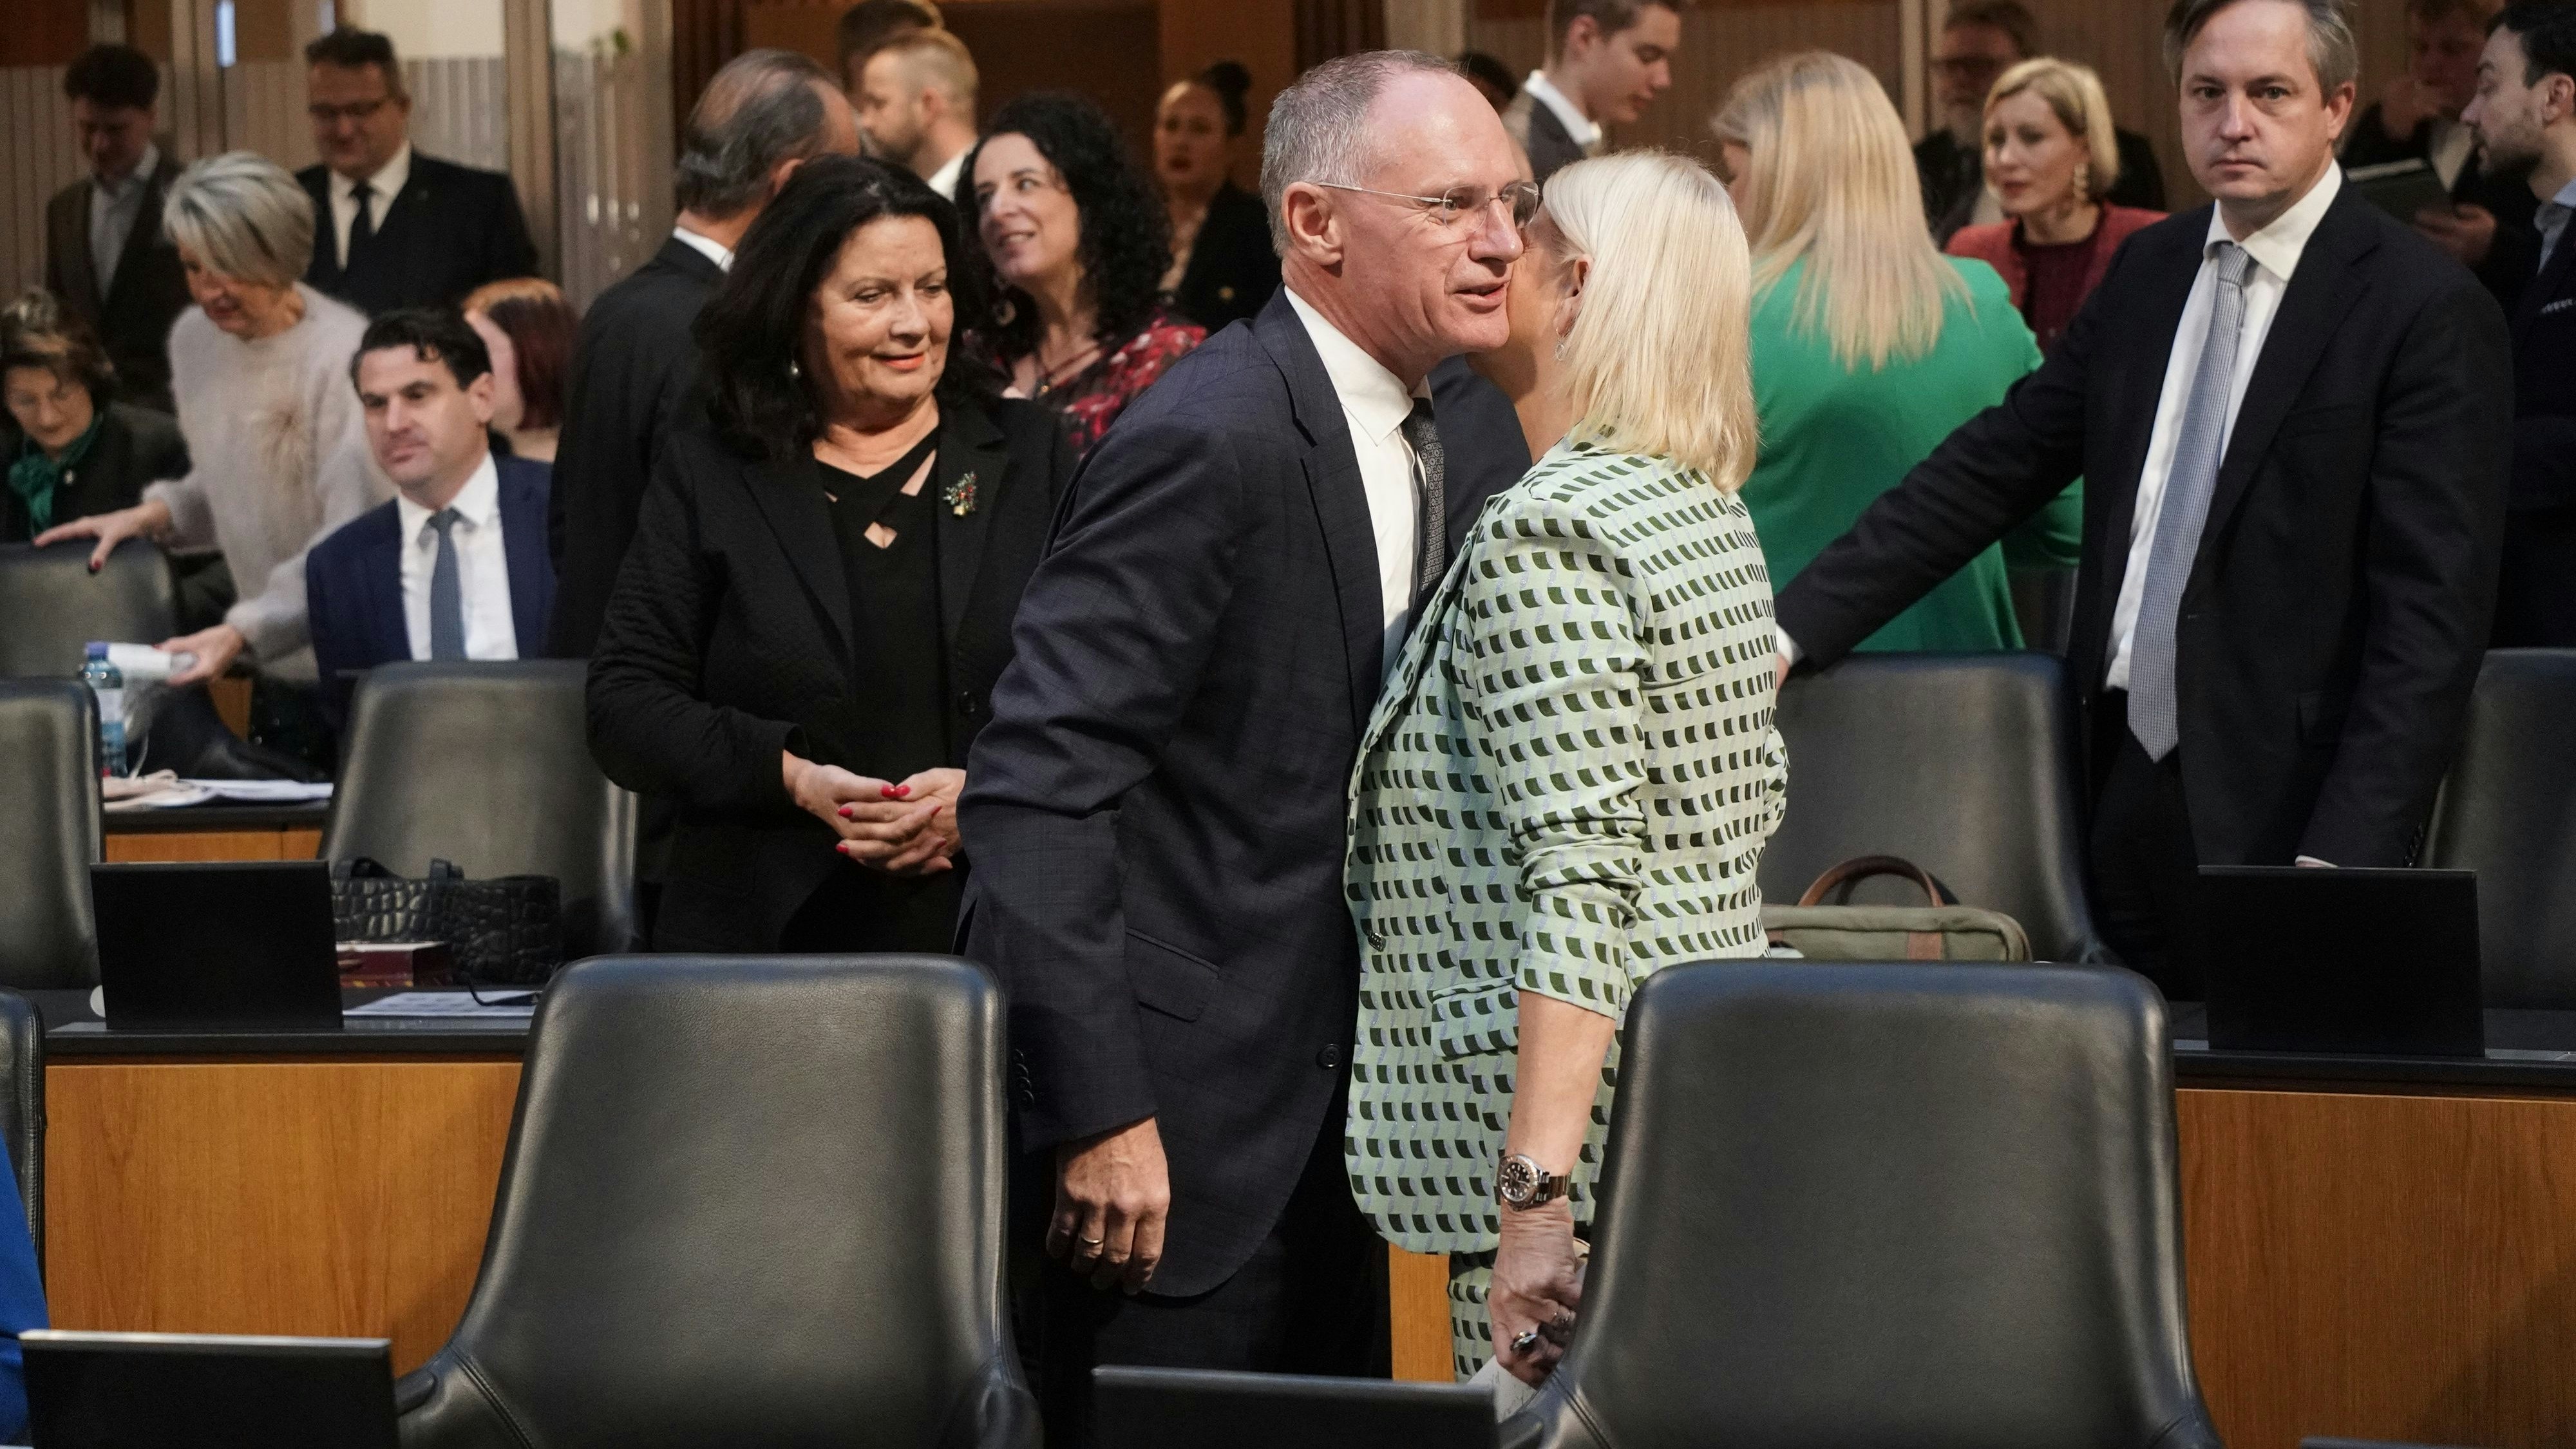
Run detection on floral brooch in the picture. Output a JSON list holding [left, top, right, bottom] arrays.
[[943, 471, 978, 517]]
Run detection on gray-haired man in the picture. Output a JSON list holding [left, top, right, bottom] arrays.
[[960, 48, 1530, 1446]]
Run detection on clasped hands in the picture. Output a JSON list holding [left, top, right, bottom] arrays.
[[782, 753, 964, 875]]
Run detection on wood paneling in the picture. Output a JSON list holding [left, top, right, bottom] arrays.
[[1, 65, 84, 296], [46, 1057, 522, 1374], [1160, 0, 1295, 187], [0, 0, 89, 70], [1389, 1245, 1454, 1382], [102, 825, 321, 861]]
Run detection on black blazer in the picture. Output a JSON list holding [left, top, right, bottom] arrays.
[[2340, 106, 2542, 310], [1511, 93, 1588, 185], [43, 152, 190, 413], [0, 402, 188, 543], [1168, 182, 1279, 334], [956, 289, 1525, 1298], [2493, 227, 2576, 646], [298, 153, 540, 316], [1776, 184, 2512, 869], [587, 395, 1075, 954], [545, 235, 724, 658]]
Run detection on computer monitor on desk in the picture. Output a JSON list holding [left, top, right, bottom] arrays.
[[88, 862, 342, 1032], [23, 1330, 397, 1448], [2197, 865, 2484, 1058]]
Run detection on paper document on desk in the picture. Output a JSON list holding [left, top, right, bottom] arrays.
[[184, 779, 334, 802], [345, 991, 537, 1018]]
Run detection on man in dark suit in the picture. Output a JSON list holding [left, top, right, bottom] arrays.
[[309, 310, 553, 732], [958, 52, 1531, 1446], [1776, 0, 2512, 998], [42, 44, 189, 414], [1917, 0, 2167, 242], [2339, 0, 2541, 309], [2465, 2, 2576, 645], [294, 29, 538, 317], [1500, 0, 1680, 183]]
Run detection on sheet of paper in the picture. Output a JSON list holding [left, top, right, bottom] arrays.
[[344, 991, 537, 1018], [182, 779, 336, 803], [102, 783, 217, 811]]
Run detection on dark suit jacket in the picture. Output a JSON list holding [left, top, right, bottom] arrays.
[[2340, 106, 2542, 310], [304, 454, 555, 729], [1920, 128, 2167, 242], [297, 153, 539, 316], [43, 152, 189, 413], [956, 290, 1526, 1297], [2493, 225, 2576, 646], [545, 235, 724, 659], [1776, 185, 2512, 869], [0, 402, 188, 544], [586, 395, 1075, 953], [1168, 182, 1280, 334], [1511, 92, 1589, 185]]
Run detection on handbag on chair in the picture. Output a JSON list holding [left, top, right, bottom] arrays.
[[1761, 855, 2034, 962], [330, 857, 565, 986]]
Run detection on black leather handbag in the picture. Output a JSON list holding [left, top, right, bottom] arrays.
[[330, 857, 565, 986]]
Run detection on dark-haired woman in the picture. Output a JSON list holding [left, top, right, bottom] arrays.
[[963, 91, 1204, 457], [1154, 62, 1278, 333], [2, 290, 190, 543], [587, 156, 1077, 954], [464, 278, 578, 464]]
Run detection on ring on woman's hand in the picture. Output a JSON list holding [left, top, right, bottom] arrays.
[[1509, 1327, 1542, 1355]]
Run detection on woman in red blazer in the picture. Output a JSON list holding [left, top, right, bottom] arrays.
[[1946, 57, 2164, 354]]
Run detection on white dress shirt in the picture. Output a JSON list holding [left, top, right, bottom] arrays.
[[923, 142, 971, 203], [1284, 287, 1426, 672], [328, 142, 412, 268], [397, 453, 520, 661], [2105, 163, 2344, 691], [88, 142, 158, 290], [1520, 70, 1603, 152], [670, 223, 735, 272], [2427, 118, 2476, 193]]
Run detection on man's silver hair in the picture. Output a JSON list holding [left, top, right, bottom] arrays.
[[2163, 0, 2360, 94], [1259, 49, 1457, 255]]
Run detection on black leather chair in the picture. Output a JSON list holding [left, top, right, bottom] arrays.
[[2421, 650, 2576, 1009], [396, 954, 1034, 1449], [1764, 652, 2105, 961], [0, 681, 100, 990], [0, 542, 176, 677], [1504, 960, 2218, 1449], [324, 661, 636, 959], [0, 992, 45, 1273]]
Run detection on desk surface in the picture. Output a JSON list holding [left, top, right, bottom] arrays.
[[2170, 1003, 2576, 1092], [27, 989, 529, 1057], [99, 802, 330, 835]]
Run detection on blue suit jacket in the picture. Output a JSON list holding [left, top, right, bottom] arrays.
[[307, 455, 556, 729]]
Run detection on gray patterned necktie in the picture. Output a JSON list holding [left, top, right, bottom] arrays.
[[1398, 398, 1446, 608], [2128, 241, 2257, 762], [426, 509, 466, 660]]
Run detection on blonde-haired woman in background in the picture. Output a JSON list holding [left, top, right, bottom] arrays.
[[1714, 51, 2079, 653], [1344, 150, 1787, 1384], [1946, 57, 2166, 355]]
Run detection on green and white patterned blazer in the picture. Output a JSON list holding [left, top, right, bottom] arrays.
[[1343, 438, 1790, 1255]]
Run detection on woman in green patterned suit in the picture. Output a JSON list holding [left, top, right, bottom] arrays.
[[1344, 150, 1787, 1383]]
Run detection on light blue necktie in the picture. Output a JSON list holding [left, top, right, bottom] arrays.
[[2128, 241, 2257, 762], [426, 509, 466, 661]]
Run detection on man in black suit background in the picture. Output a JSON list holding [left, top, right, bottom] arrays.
[[1776, 0, 2512, 997], [296, 29, 538, 316], [43, 44, 189, 414], [2463, 1, 2576, 645], [1499, 0, 1679, 184], [959, 50, 1530, 1445]]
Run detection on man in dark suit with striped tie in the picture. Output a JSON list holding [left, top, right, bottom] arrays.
[[1774, 0, 2513, 996]]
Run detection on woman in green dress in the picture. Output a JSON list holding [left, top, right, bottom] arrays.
[[1712, 51, 2080, 652]]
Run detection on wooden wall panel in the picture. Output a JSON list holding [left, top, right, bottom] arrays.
[[1, 66, 83, 296]]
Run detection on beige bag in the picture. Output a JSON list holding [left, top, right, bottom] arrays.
[[1761, 855, 2033, 962]]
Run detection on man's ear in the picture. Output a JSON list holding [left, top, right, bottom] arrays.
[[770, 155, 808, 199], [1280, 184, 1345, 268], [466, 369, 498, 426], [1562, 15, 1600, 63]]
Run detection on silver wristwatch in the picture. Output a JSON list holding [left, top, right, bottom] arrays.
[[1496, 1153, 1569, 1211]]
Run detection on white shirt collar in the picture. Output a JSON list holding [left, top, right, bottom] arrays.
[[671, 223, 735, 272], [923, 142, 971, 202], [335, 141, 412, 204], [396, 449, 501, 540], [1283, 287, 1425, 446], [2207, 160, 2342, 283], [96, 142, 158, 195], [1521, 70, 1602, 149]]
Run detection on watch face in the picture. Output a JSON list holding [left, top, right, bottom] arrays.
[[1498, 1154, 1539, 1205]]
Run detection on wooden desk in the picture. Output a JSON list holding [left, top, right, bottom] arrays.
[[102, 803, 327, 864]]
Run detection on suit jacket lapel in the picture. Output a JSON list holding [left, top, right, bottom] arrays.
[[933, 404, 1010, 655], [1254, 294, 1384, 737], [2202, 191, 2374, 547], [357, 509, 410, 663], [2513, 232, 2576, 346], [55, 184, 102, 317], [743, 452, 854, 658], [496, 462, 554, 657], [102, 158, 178, 307]]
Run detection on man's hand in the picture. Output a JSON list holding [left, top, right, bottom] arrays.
[[1049, 1116, 1170, 1294], [2416, 204, 2497, 268]]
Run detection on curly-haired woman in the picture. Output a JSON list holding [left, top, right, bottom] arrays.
[[961, 91, 1204, 455]]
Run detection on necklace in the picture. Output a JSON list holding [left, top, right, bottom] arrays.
[[1028, 336, 1103, 397]]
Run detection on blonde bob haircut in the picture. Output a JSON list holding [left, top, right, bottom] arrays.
[[162, 151, 316, 289], [1985, 57, 2121, 202], [1540, 151, 1758, 491], [1710, 52, 1966, 372]]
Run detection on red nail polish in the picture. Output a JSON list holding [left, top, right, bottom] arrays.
[[838, 806, 853, 818]]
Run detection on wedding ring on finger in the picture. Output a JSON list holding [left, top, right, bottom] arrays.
[[1510, 1327, 1542, 1355]]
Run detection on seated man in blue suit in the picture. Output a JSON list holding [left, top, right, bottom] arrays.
[[308, 307, 554, 731]]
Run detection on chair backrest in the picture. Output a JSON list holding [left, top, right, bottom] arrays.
[[2422, 650, 2576, 1009], [323, 661, 636, 959], [1509, 961, 2217, 1449], [397, 955, 1030, 1449], [1761, 652, 2103, 961], [0, 543, 176, 677], [0, 681, 100, 990], [0, 991, 45, 1273]]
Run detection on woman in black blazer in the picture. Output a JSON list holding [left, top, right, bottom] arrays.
[[588, 157, 1075, 954], [1, 291, 189, 544], [1153, 62, 1280, 333]]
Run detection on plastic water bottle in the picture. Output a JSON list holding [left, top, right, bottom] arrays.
[[103, 643, 193, 683], [80, 643, 126, 777]]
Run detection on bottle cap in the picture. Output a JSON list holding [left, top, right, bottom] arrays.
[[85, 642, 108, 659]]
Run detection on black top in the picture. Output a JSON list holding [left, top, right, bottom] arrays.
[[44, 153, 191, 414], [1167, 182, 1281, 334], [0, 402, 190, 544], [817, 432, 952, 778]]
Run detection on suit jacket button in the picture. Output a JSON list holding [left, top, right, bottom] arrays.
[[1317, 1043, 1344, 1070], [955, 691, 978, 716]]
